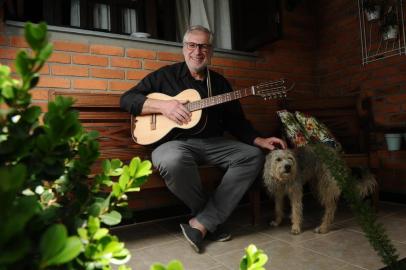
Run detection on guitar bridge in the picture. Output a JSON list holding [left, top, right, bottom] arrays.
[[150, 114, 156, 130]]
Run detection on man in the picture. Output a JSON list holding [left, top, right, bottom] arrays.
[[120, 25, 286, 253]]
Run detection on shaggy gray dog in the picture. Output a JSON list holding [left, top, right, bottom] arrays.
[[263, 145, 376, 234]]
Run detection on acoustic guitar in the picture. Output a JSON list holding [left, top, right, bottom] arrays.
[[131, 79, 294, 145]]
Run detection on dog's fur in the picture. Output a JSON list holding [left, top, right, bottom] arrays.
[[263, 145, 376, 234]]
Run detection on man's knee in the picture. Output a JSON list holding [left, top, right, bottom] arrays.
[[152, 146, 182, 171], [244, 145, 265, 166]]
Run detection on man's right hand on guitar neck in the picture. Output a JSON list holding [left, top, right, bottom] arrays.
[[142, 98, 192, 125]]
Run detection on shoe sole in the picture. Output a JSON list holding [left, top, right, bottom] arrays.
[[180, 224, 200, 253]]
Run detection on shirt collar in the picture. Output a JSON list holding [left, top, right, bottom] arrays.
[[179, 62, 208, 81]]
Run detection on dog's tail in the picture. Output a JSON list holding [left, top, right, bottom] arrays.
[[357, 170, 377, 198]]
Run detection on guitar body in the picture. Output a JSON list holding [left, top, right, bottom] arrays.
[[131, 89, 205, 145], [130, 79, 293, 145]]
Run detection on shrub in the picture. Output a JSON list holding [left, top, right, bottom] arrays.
[[0, 22, 152, 270]]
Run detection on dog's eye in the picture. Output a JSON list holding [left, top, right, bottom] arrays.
[[276, 158, 282, 162]]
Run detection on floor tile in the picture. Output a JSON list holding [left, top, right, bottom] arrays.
[[112, 222, 179, 250], [127, 239, 222, 270], [214, 239, 347, 270], [204, 227, 275, 256], [298, 229, 406, 269]]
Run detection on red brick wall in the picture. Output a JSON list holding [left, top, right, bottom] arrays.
[[0, 4, 317, 110], [317, 0, 406, 194], [317, 0, 406, 126]]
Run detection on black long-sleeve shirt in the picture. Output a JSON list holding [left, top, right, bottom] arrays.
[[120, 62, 261, 144]]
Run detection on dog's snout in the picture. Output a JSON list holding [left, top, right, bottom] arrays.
[[284, 164, 291, 172]]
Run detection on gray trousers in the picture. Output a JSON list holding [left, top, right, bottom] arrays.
[[151, 137, 264, 232]]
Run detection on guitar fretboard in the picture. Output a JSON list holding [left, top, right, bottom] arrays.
[[185, 87, 253, 112]]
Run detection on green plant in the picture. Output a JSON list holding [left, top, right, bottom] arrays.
[[312, 143, 405, 270], [0, 22, 152, 270]]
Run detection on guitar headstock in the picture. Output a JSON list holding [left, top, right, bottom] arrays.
[[253, 79, 295, 100]]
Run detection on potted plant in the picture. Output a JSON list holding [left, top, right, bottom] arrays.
[[381, 6, 399, 40], [363, 0, 384, 21]]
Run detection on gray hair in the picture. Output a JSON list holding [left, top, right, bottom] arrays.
[[183, 25, 213, 44]]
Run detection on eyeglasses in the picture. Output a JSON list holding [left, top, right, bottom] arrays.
[[184, 42, 212, 52]]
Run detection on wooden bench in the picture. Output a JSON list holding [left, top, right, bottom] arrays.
[[49, 90, 283, 225], [49, 90, 379, 224]]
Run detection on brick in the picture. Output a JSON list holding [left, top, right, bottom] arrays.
[[0, 36, 8, 45], [10, 36, 28, 47], [51, 65, 89, 77], [48, 52, 71, 63], [389, 113, 406, 123], [385, 74, 406, 85], [37, 77, 70, 88], [90, 44, 124, 56], [370, 66, 399, 78], [53, 40, 89, 53], [91, 68, 124, 79], [73, 55, 108, 66], [127, 48, 156, 59], [111, 57, 141, 68], [386, 94, 406, 104], [73, 79, 107, 90], [224, 68, 271, 80], [211, 57, 255, 69], [31, 89, 50, 100], [157, 52, 184, 62], [0, 48, 19, 59], [127, 70, 151, 80], [109, 80, 137, 91], [143, 60, 170, 70]]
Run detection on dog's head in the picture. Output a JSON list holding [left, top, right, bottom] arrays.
[[263, 149, 297, 183]]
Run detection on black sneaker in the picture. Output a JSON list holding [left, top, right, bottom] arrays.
[[207, 226, 232, 242], [180, 223, 203, 253]]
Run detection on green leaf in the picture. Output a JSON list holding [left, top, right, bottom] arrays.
[[150, 264, 167, 270], [25, 22, 47, 51], [93, 228, 109, 240], [2, 84, 14, 99], [100, 210, 122, 226], [23, 106, 41, 123], [112, 182, 122, 198], [0, 164, 27, 192], [15, 50, 31, 76], [46, 236, 83, 266], [129, 157, 140, 177], [167, 260, 184, 270], [102, 159, 111, 174], [0, 65, 11, 77], [135, 160, 152, 179], [40, 224, 67, 262], [88, 202, 102, 217], [87, 216, 100, 236], [37, 43, 53, 62], [118, 170, 130, 190]]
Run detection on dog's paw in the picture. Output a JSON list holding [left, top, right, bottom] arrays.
[[290, 226, 301, 235], [269, 220, 280, 227], [314, 226, 330, 234]]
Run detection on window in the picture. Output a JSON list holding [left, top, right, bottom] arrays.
[[4, 0, 281, 52]]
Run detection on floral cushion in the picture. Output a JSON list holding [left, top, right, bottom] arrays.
[[277, 110, 342, 151], [294, 111, 342, 151], [277, 110, 310, 147]]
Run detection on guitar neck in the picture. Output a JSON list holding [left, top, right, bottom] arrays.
[[185, 87, 254, 112]]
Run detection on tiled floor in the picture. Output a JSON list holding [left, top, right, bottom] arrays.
[[112, 199, 406, 270]]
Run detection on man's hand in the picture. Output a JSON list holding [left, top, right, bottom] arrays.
[[160, 100, 191, 125], [142, 98, 191, 125], [254, 137, 287, 151]]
